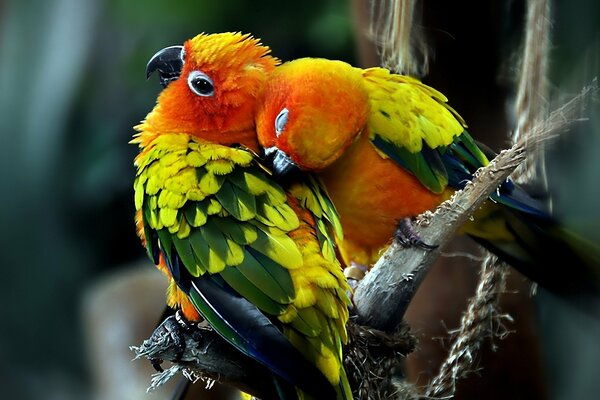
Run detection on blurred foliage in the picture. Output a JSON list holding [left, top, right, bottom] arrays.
[[0, 0, 598, 399]]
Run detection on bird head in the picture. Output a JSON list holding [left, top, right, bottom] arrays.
[[140, 32, 279, 150], [256, 58, 370, 178]]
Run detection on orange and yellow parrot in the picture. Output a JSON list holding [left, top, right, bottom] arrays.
[[132, 34, 352, 399], [256, 57, 600, 299]]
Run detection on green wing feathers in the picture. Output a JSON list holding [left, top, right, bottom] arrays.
[[134, 133, 351, 398], [362, 68, 466, 152], [134, 133, 302, 278]]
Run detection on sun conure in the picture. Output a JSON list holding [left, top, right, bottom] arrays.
[[132, 34, 352, 399], [255, 57, 600, 301]]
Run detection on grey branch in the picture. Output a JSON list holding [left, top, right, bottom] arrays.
[[131, 315, 415, 400], [130, 315, 278, 398]]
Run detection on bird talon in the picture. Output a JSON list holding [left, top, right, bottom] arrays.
[[344, 262, 368, 282], [395, 218, 438, 250], [175, 310, 193, 331], [344, 261, 369, 301], [150, 357, 164, 372]]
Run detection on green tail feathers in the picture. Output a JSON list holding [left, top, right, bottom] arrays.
[[465, 201, 600, 304]]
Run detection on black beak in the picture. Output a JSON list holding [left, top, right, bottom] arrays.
[[146, 45, 184, 88], [264, 147, 301, 181]]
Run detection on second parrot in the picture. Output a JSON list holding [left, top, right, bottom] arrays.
[[256, 57, 600, 300]]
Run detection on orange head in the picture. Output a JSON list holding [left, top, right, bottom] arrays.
[[140, 32, 279, 150], [256, 58, 370, 176]]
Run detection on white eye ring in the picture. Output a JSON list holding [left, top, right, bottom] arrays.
[[275, 108, 289, 137], [187, 70, 215, 97]]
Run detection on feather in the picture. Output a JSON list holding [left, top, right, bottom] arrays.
[[134, 177, 145, 210], [185, 149, 208, 167], [206, 159, 235, 175], [159, 207, 179, 229], [200, 219, 244, 272], [213, 218, 258, 245], [197, 169, 226, 196], [250, 225, 303, 270], [183, 201, 208, 228], [188, 229, 211, 274], [215, 180, 257, 221], [188, 277, 336, 398], [239, 248, 295, 303], [454, 130, 489, 168], [171, 234, 204, 277], [256, 202, 299, 231], [315, 288, 341, 319], [290, 307, 321, 337], [158, 189, 186, 210], [372, 134, 448, 193], [219, 266, 289, 315], [229, 169, 286, 202]]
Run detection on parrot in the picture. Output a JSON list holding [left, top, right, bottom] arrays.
[[132, 34, 352, 399], [255, 57, 600, 301]]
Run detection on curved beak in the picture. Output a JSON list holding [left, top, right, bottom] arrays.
[[146, 45, 184, 88], [264, 147, 301, 181]]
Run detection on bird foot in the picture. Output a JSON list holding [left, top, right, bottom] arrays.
[[148, 312, 191, 371], [344, 262, 370, 309], [344, 262, 369, 290], [394, 218, 437, 250], [175, 310, 194, 331]]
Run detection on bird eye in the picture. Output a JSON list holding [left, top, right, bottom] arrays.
[[187, 70, 214, 97], [275, 108, 289, 137]]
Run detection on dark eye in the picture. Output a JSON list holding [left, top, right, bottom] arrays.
[[275, 108, 289, 137], [187, 70, 214, 97]]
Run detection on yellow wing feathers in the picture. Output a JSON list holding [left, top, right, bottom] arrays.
[[134, 133, 301, 275], [363, 67, 466, 153]]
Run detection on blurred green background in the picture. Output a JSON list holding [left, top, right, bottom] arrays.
[[0, 0, 598, 399]]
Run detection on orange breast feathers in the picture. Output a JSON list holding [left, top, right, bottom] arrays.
[[256, 58, 370, 171], [320, 134, 450, 266]]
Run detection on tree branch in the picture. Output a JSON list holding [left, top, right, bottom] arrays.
[[130, 315, 279, 398], [131, 315, 416, 400]]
